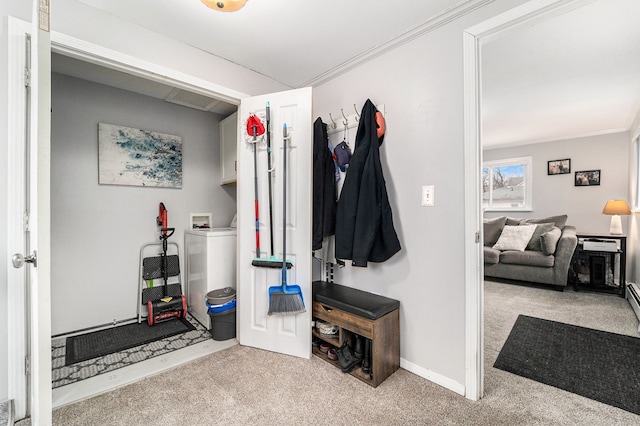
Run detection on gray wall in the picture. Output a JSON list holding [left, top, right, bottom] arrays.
[[313, 0, 528, 388], [484, 132, 630, 234], [51, 73, 237, 335]]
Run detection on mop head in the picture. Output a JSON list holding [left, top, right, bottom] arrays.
[[252, 257, 293, 269], [267, 285, 305, 316]]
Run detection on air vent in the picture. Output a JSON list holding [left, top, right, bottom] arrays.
[[165, 88, 220, 111]]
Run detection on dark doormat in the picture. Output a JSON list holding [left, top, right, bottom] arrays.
[[494, 315, 640, 415], [65, 317, 195, 365]]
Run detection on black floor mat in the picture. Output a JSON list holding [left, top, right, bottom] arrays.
[[65, 317, 195, 365], [494, 315, 640, 415]]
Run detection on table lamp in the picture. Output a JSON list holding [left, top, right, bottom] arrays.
[[602, 200, 631, 235]]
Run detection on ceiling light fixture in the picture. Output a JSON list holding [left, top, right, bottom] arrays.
[[201, 0, 247, 12]]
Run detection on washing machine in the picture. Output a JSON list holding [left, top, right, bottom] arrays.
[[185, 226, 237, 327]]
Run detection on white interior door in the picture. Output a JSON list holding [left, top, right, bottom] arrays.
[[6, 7, 53, 424], [237, 88, 313, 358]]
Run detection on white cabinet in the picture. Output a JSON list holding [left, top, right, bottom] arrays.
[[220, 111, 238, 184], [185, 228, 237, 327]]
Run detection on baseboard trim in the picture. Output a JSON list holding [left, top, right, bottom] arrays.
[[400, 358, 466, 396]]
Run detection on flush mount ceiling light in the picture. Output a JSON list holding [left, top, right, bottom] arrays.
[[201, 0, 247, 12]]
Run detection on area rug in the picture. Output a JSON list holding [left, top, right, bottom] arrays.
[[53, 314, 210, 388], [494, 315, 640, 415], [65, 317, 195, 365]]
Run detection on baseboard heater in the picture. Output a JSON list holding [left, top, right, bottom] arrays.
[[627, 283, 640, 330]]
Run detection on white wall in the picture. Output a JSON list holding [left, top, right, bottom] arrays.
[[484, 132, 630, 234], [314, 0, 527, 389], [51, 73, 238, 334]]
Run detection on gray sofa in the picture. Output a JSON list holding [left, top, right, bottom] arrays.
[[483, 215, 578, 288]]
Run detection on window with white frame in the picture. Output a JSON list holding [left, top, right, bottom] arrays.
[[482, 156, 532, 211]]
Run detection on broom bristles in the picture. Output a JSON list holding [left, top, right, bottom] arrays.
[[268, 292, 306, 315]]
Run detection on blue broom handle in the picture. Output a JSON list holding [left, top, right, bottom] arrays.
[[281, 123, 288, 287]]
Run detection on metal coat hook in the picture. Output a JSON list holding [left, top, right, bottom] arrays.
[[328, 113, 337, 129], [353, 104, 360, 121], [341, 108, 348, 126]]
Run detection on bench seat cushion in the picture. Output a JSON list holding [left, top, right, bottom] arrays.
[[313, 281, 400, 320]]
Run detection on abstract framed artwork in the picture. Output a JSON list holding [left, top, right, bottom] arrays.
[[98, 123, 182, 188], [547, 158, 570, 175], [574, 169, 600, 186]]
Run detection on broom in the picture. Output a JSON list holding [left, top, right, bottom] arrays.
[[267, 123, 305, 315]]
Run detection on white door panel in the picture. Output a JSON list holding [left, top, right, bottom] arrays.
[[238, 88, 312, 358]]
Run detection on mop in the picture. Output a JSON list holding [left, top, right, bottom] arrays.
[[268, 123, 305, 315], [251, 103, 292, 269]]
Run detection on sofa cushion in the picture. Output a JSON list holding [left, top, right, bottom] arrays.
[[484, 246, 501, 264], [493, 224, 537, 251], [524, 222, 555, 251], [500, 250, 555, 267], [483, 216, 507, 246], [506, 214, 568, 229], [540, 226, 562, 255]]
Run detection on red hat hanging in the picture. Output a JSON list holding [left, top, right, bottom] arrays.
[[375, 111, 385, 139], [246, 114, 265, 137]]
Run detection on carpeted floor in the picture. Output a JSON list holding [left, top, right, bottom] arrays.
[[1, 400, 12, 426], [16, 280, 640, 425]]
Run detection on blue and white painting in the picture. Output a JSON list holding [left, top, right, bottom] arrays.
[[98, 123, 182, 188]]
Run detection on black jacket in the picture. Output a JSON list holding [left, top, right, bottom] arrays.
[[312, 118, 336, 250], [335, 99, 401, 266]]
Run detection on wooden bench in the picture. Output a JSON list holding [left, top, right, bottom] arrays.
[[312, 280, 400, 387]]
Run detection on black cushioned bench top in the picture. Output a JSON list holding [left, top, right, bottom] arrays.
[[312, 281, 400, 320]]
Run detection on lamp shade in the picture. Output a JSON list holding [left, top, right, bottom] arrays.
[[201, 0, 247, 12], [602, 200, 631, 215]]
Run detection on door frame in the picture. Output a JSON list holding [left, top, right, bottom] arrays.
[[463, 0, 597, 401], [6, 16, 31, 420], [7, 18, 250, 420]]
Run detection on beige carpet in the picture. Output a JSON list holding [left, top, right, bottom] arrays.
[[22, 281, 640, 425]]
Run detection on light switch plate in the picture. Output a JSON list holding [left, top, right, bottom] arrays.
[[422, 185, 434, 206]]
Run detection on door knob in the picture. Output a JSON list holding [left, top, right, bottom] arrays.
[[12, 251, 37, 268]]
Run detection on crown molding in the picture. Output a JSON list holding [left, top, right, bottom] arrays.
[[303, 0, 495, 87]]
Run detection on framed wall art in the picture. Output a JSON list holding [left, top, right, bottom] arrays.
[[547, 158, 570, 175], [98, 123, 182, 188], [574, 170, 600, 187]]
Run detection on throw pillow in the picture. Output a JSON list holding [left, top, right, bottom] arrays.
[[492, 224, 537, 251], [540, 227, 562, 255], [523, 222, 555, 251], [521, 214, 568, 229], [483, 216, 507, 246]]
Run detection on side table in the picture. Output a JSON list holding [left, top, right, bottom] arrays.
[[571, 233, 626, 297]]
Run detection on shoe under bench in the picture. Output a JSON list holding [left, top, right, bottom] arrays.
[[312, 280, 400, 388]]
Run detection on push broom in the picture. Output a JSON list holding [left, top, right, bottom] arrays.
[[251, 103, 292, 270], [267, 123, 305, 315]]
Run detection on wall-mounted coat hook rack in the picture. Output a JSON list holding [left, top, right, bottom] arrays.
[[326, 104, 385, 135]]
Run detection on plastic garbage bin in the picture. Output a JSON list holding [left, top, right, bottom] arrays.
[[206, 297, 236, 341]]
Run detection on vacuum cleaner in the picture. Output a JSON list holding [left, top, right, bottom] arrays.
[[146, 202, 187, 326]]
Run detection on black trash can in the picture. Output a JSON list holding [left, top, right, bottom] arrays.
[[208, 307, 236, 341]]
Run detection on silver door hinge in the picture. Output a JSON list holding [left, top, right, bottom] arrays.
[[475, 231, 480, 244], [24, 67, 31, 87], [23, 211, 30, 232], [25, 356, 31, 376]]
